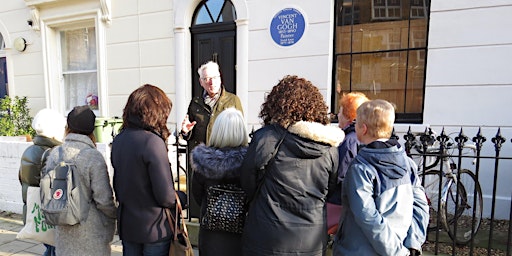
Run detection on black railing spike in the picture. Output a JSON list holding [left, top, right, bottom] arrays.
[[403, 126, 416, 154], [420, 128, 433, 147], [472, 127, 487, 150], [491, 127, 506, 152], [438, 127, 450, 145], [249, 125, 255, 138], [455, 127, 468, 151], [390, 127, 399, 140]]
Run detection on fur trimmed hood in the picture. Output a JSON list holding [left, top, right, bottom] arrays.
[[288, 121, 345, 147], [191, 144, 247, 179]]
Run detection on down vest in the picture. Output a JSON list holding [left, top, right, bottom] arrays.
[[240, 122, 344, 256]]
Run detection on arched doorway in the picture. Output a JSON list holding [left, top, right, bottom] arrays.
[[190, 0, 237, 98]]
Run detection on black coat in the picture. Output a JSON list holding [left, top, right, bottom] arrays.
[[191, 144, 247, 256], [240, 122, 344, 256], [19, 135, 61, 223], [111, 127, 176, 243]]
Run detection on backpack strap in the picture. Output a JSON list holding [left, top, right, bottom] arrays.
[[39, 147, 53, 170]]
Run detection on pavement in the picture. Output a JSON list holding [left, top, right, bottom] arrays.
[[0, 211, 451, 256], [0, 212, 199, 256]]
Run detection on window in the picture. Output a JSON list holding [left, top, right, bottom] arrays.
[[332, 0, 430, 123], [28, 0, 109, 116], [60, 27, 99, 111], [192, 0, 236, 25]]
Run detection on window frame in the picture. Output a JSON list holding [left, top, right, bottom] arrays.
[[332, 0, 431, 124], [42, 12, 108, 116]]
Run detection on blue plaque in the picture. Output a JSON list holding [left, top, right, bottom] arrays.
[[270, 8, 306, 47]]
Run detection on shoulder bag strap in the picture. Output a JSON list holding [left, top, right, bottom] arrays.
[[249, 128, 288, 204], [165, 192, 188, 240]]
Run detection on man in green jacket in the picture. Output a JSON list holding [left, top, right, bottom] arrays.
[[181, 61, 243, 150], [181, 61, 243, 217]]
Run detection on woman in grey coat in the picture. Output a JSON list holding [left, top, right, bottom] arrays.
[[44, 106, 117, 256]]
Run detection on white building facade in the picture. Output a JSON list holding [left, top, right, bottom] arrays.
[[1, 0, 511, 218]]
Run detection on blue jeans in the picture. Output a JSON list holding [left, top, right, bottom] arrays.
[[122, 238, 171, 256], [43, 244, 55, 256]]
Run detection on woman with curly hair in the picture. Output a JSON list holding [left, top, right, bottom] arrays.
[[240, 75, 345, 256], [111, 84, 176, 255]]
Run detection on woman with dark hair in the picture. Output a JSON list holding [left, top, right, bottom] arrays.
[[111, 84, 176, 256], [240, 75, 345, 256], [44, 105, 117, 255]]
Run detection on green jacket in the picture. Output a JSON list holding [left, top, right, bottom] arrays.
[[184, 87, 243, 150], [18, 135, 61, 223]]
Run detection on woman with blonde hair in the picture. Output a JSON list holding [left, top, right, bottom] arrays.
[[191, 108, 248, 256]]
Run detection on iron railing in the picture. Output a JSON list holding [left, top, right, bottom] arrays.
[[399, 127, 512, 256]]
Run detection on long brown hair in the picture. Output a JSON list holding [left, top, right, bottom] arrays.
[[121, 84, 172, 142]]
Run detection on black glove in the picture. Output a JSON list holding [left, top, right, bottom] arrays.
[[409, 248, 421, 256]]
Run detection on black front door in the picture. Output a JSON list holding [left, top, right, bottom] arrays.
[[0, 57, 6, 98], [191, 23, 236, 98]]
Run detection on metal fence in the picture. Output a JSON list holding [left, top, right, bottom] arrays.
[[174, 126, 512, 255], [398, 127, 512, 256]]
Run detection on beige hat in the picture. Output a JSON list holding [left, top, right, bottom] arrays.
[[32, 108, 66, 141]]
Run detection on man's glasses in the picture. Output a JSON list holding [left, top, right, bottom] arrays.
[[201, 76, 220, 82]]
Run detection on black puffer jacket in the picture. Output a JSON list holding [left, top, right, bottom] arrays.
[[191, 145, 247, 256], [240, 122, 344, 256], [18, 135, 61, 223]]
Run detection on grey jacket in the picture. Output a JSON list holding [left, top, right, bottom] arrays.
[[44, 133, 117, 256]]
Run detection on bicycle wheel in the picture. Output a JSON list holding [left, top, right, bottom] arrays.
[[441, 169, 483, 245], [419, 170, 443, 231]]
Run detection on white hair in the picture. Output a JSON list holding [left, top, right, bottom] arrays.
[[197, 61, 220, 78], [208, 108, 248, 148]]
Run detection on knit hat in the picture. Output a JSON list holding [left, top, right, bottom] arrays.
[[32, 108, 66, 141], [67, 105, 96, 134]]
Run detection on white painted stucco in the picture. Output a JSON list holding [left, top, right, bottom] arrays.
[[0, 0, 511, 219]]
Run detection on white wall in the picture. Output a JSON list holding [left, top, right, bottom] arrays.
[[245, 0, 334, 127], [0, 141, 29, 214], [424, 0, 512, 219], [2, 0, 512, 219]]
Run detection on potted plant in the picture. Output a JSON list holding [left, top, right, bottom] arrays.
[[0, 95, 35, 141]]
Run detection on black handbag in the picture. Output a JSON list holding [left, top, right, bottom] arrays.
[[201, 183, 247, 234]]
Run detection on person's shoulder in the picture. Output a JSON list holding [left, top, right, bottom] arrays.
[[222, 90, 240, 100]]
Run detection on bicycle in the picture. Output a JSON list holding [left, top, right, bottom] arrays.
[[406, 129, 483, 245]]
